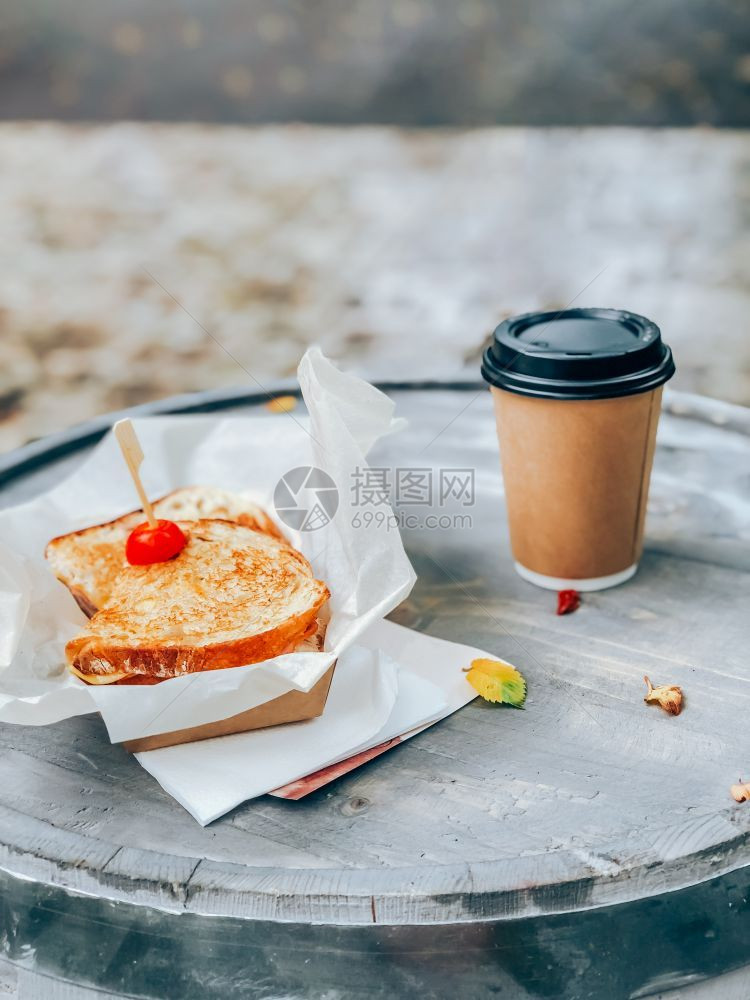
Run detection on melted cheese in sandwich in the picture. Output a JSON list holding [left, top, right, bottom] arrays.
[[66, 662, 131, 685]]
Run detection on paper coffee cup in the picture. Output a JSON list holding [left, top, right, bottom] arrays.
[[481, 308, 675, 591]]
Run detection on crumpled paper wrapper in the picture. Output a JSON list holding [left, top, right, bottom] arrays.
[[0, 347, 416, 743]]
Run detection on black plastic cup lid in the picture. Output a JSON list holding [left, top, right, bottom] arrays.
[[481, 308, 675, 400]]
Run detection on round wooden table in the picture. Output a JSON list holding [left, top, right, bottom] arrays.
[[1, 384, 749, 1000]]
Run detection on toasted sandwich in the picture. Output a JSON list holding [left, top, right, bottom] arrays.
[[65, 519, 329, 685], [46, 485, 285, 616]]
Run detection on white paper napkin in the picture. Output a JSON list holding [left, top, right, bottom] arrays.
[[136, 644, 403, 824], [136, 619, 489, 825]]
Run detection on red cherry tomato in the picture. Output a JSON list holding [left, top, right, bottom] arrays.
[[125, 519, 187, 565]]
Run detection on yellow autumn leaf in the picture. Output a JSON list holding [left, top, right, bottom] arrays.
[[464, 658, 527, 707]]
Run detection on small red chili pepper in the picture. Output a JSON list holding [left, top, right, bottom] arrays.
[[556, 589, 581, 615], [126, 519, 187, 565]]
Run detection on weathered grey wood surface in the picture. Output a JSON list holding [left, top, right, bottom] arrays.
[[0, 385, 749, 999]]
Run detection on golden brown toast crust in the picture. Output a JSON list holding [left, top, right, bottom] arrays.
[[107, 616, 325, 685], [66, 605, 328, 681], [65, 519, 329, 683]]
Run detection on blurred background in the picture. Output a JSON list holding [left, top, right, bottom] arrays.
[[0, 0, 748, 449]]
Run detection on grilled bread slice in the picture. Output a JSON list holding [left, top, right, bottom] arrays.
[[101, 615, 328, 686], [65, 519, 329, 684], [46, 485, 285, 616], [149, 486, 284, 539]]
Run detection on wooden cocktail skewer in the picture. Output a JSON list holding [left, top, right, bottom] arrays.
[[113, 419, 186, 564], [113, 419, 158, 528]]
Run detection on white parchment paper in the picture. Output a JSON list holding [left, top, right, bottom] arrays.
[[0, 348, 416, 742], [136, 619, 485, 825]]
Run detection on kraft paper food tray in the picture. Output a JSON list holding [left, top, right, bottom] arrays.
[[122, 615, 335, 752], [122, 661, 337, 753]]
